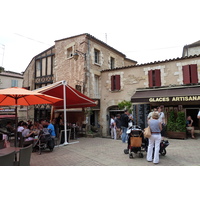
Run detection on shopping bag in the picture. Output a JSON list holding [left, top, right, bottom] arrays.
[[144, 126, 151, 138]]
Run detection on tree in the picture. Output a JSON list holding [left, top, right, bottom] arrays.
[[118, 100, 132, 113]]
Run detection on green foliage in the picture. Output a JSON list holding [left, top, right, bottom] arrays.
[[167, 111, 186, 132], [176, 112, 186, 132], [167, 111, 176, 131], [118, 100, 132, 113]]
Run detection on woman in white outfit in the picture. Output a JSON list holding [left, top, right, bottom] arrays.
[[147, 112, 162, 164]]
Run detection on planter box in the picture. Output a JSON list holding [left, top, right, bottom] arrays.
[[167, 131, 186, 139]]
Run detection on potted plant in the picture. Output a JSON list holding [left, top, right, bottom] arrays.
[[167, 111, 186, 139]]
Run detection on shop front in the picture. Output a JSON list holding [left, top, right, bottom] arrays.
[[131, 86, 200, 131]]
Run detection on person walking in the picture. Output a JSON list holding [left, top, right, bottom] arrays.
[[120, 110, 129, 143], [110, 115, 116, 140], [115, 114, 122, 139], [147, 112, 162, 164]]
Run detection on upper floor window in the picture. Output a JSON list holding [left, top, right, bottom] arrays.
[[36, 60, 41, 77], [148, 69, 161, 87], [182, 64, 198, 84], [94, 75, 100, 98], [11, 80, 18, 87], [67, 47, 73, 58], [110, 57, 115, 69], [111, 75, 121, 91], [94, 49, 100, 64], [75, 85, 81, 92]]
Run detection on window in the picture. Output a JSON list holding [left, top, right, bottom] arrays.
[[11, 80, 18, 87], [67, 47, 73, 58], [36, 60, 41, 77], [148, 69, 161, 87], [94, 49, 100, 64], [111, 75, 121, 91], [75, 85, 81, 92], [110, 57, 115, 69], [182, 64, 198, 84], [94, 75, 100, 97]]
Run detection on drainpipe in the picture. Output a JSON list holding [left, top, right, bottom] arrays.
[[87, 36, 91, 126]]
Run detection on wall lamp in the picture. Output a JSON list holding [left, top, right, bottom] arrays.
[[73, 50, 86, 61]]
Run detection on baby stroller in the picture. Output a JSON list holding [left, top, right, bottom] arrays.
[[124, 125, 148, 159], [33, 128, 55, 155]]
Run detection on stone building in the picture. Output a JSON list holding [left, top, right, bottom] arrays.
[[22, 33, 137, 126], [101, 54, 200, 136], [0, 70, 24, 119], [182, 40, 200, 57]]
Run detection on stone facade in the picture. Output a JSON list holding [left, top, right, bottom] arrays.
[[100, 55, 200, 135], [22, 33, 137, 126]]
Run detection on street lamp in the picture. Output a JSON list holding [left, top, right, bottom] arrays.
[[73, 50, 86, 60]]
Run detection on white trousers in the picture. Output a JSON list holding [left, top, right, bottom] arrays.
[[111, 127, 117, 140], [147, 134, 161, 164]]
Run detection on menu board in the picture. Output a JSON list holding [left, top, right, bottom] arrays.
[[132, 104, 150, 129]]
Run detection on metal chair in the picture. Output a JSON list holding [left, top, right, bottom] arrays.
[[15, 144, 33, 166], [0, 139, 5, 149], [0, 151, 15, 166]]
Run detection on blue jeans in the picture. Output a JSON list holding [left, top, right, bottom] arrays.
[[121, 126, 127, 143]]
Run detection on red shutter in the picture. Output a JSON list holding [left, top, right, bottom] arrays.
[[155, 69, 161, 86], [182, 65, 190, 84], [111, 75, 114, 91], [148, 70, 153, 87], [115, 75, 121, 90], [190, 64, 198, 84]]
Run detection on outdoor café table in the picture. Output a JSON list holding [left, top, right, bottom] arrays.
[[0, 147, 21, 161]]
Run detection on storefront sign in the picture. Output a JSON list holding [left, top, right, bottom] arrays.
[[149, 96, 200, 102]]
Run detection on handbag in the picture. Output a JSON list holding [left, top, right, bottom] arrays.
[[144, 126, 151, 138]]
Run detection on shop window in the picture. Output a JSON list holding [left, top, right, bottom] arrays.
[[148, 69, 161, 87], [111, 75, 121, 91], [182, 64, 198, 84]]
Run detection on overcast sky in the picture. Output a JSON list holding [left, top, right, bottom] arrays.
[[0, 0, 200, 73]]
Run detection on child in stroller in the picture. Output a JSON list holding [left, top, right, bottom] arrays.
[[124, 125, 148, 158], [33, 128, 55, 155]]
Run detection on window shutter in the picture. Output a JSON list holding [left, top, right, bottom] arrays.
[[155, 69, 161, 86], [148, 70, 153, 87], [190, 64, 198, 84], [182, 65, 190, 84], [111, 75, 114, 91], [115, 75, 121, 90]]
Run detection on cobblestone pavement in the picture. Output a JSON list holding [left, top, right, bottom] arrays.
[[30, 135, 200, 166]]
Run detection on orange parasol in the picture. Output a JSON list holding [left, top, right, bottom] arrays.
[[0, 87, 63, 146]]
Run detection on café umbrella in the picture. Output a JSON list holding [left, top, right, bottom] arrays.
[[0, 87, 62, 146]]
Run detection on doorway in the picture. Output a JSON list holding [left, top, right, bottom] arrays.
[[186, 108, 199, 128]]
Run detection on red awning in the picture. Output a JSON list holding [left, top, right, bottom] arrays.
[[35, 81, 97, 108]]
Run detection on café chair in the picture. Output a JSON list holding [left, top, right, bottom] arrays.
[[15, 144, 33, 166], [0, 151, 15, 166], [17, 132, 34, 147], [0, 139, 5, 149]]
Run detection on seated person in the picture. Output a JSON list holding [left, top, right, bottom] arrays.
[[17, 121, 24, 132], [6, 121, 15, 133], [42, 120, 56, 138], [186, 116, 195, 139], [22, 123, 35, 141]]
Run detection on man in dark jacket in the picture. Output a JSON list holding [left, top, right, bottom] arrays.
[[120, 110, 129, 143]]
